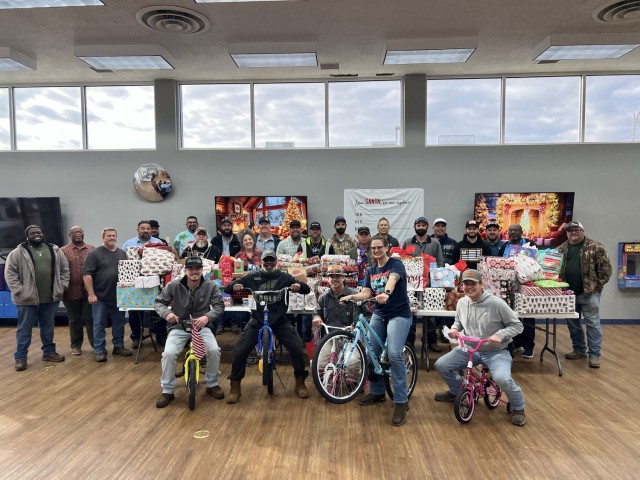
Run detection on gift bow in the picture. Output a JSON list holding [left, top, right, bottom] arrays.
[[389, 246, 415, 258]]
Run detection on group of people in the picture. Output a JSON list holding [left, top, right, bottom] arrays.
[[3, 214, 611, 429]]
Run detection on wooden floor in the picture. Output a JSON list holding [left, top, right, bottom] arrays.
[[0, 324, 639, 480]]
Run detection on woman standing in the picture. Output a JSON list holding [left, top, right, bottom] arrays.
[[341, 235, 412, 427]]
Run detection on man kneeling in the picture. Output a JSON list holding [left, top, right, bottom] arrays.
[[434, 269, 527, 426], [154, 256, 225, 408]]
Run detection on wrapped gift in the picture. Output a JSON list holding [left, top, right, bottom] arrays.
[[514, 293, 576, 314], [118, 260, 141, 287], [288, 266, 308, 283], [140, 248, 174, 276], [423, 288, 446, 310], [505, 244, 538, 259], [219, 256, 234, 286], [514, 256, 544, 284], [445, 290, 465, 311], [430, 263, 456, 289], [126, 247, 142, 260], [538, 249, 564, 280], [521, 286, 563, 296], [408, 290, 422, 310], [288, 292, 306, 312], [134, 275, 161, 288], [304, 293, 318, 311], [321, 255, 352, 269], [117, 286, 160, 309], [483, 257, 516, 269], [401, 256, 424, 291], [497, 280, 517, 307]]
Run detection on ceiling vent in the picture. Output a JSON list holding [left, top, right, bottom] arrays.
[[593, 0, 640, 23], [320, 62, 340, 70], [136, 6, 211, 35]]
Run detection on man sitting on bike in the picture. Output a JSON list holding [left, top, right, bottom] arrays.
[[312, 265, 368, 331], [154, 256, 225, 408], [433, 269, 527, 426], [224, 249, 311, 403]]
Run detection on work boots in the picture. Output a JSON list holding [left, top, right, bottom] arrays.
[[226, 380, 242, 404], [295, 376, 309, 398]]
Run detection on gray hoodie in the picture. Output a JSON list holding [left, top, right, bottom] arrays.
[[452, 291, 523, 352]]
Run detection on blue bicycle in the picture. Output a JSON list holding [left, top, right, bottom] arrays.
[[311, 299, 417, 404]]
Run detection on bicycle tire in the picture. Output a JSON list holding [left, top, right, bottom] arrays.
[[483, 380, 502, 409], [384, 343, 418, 401], [187, 358, 197, 411], [261, 331, 273, 394], [311, 331, 367, 404], [454, 388, 475, 423]]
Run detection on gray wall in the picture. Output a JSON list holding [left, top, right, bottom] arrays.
[[1, 76, 638, 319]]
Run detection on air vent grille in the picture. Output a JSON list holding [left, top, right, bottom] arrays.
[[136, 6, 211, 35], [593, 0, 640, 23]]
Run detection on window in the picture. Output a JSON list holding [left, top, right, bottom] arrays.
[[181, 84, 251, 148], [14, 87, 82, 150], [0, 88, 9, 150], [505, 76, 580, 144], [585, 75, 640, 142], [86, 85, 155, 149], [427, 78, 500, 145]]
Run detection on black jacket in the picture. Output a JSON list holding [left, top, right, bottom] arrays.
[[451, 235, 492, 269], [211, 234, 241, 257]]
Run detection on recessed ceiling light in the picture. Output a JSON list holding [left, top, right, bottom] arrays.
[[0, 0, 103, 8], [384, 48, 475, 64], [231, 52, 317, 68], [0, 47, 35, 71], [75, 45, 175, 71], [535, 44, 639, 61]]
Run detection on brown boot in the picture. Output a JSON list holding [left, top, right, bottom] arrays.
[[295, 376, 309, 399], [226, 380, 241, 404]]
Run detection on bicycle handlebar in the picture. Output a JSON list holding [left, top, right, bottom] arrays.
[[455, 334, 493, 353]]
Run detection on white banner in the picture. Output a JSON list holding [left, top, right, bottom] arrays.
[[344, 188, 424, 244]]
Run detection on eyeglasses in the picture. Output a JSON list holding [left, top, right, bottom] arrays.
[[371, 246, 385, 250]]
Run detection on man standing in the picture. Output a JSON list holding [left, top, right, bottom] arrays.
[[83, 228, 132, 362], [255, 216, 280, 252], [181, 226, 221, 262], [376, 217, 400, 248], [326, 216, 357, 255], [557, 221, 612, 369], [148, 220, 168, 246], [224, 250, 311, 403], [5, 225, 69, 371], [122, 220, 162, 249], [302, 222, 334, 258], [484, 221, 505, 257], [172, 216, 201, 258], [60, 226, 95, 356], [451, 220, 492, 270], [349, 226, 374, 286], [276, 220, 305, 257], [431, 218, 457, 265], [212, 218, 241, 257], [154, 256, 225, 408], [497, 224, 536, 257]]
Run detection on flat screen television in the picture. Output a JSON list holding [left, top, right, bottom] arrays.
[[474, 192, 575, 248], [0, 197, 64, 248], [214, 196, 308, 239]]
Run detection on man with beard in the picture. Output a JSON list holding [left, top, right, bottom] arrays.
[[302, 222, 334, 258], [181, 227, 222, 262], [212, 217, 241, 257], [255, 217, 280, 252], [484, 221, 505, 257], [122, 220, 162, 249], [326, 216, 357, 255], [148, 220, 168, 246], [224, 250, 311, 403], [172, 216, 202, 258], [431, 218, 457, 266], [5, 225, 70, 371], [83, 228, 132, 362], [451, 220, 492, 270], [276, 219, 305, 257], [60, 226, 95, 355]]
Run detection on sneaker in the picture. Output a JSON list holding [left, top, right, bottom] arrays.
[[434, 391, 456, 403], [589, 357, 601, 368], [206, 385, 225, 399], [71, 347, 82, 356], [391, 402, 410, 427], [131, 339, 140, 349], [113, 347, 132, 357], [358, 393, 386, 406], [94, 353, 107, 362], [15, 359, 27, 371], [231, 325, 241, 335], [428, 343, 442, 353], [511, 409, 526, 426], [522, 349, 534, 359], [42, 352, 65, 362], [565, 350, 587, 360], [156, 393, 175, 408]]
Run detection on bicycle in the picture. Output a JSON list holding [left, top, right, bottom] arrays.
[[180, 319, 203, 411], [311, 299, 417, 404], [451, 333, 512, 424]]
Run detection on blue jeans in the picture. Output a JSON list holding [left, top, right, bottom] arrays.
[[368, 313, 412, 404], [92, 301, 127, 354], [15, 302, 60, 360], [435, 347, 525, 411], [161, 327, 221, 394], [568, 292, 602, 358]]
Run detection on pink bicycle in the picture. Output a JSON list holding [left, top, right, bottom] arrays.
[[451, 333, 511, 424]]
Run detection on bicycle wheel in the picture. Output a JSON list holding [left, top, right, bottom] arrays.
[[384, 343, 418, 401], [187, 358, 197, 411], [454, 388, 475, 424], [312, 331, 367, 404], [262, 332, 273, 394], [483, 380, 502, 409]]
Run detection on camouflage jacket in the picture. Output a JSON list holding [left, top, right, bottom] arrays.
[[557, 237, 612, 297]]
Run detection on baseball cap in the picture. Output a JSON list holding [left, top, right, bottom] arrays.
[[357, 226, 370, 234], [414, 216, 428, 225], [433, 218, 447, 225], [486, 221, 499, 229], [565, 221, 584, 230], [466, 220, 479, 228], [258, 217, 270, 224], [261, 249, 277, 261], [221, 217, 232, 225], [309, 221, 321, 230], [195, 226, 208, 235], [327, 265, 345, 276], [334, 216, 346, 224], [290, 220, 301, 228], [185, 256, 203, 268], [149, 220, 160, 228], [461, 269, 482, 283]]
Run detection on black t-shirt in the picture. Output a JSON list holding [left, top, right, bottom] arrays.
[[82, 246, 127, 305]]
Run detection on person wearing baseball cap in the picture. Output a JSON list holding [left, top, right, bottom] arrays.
[[224, 246, 312, 403], [256, 217, 280, 252], [327, 215, 357, 255], [349, 226, 374, 285], [451, 219, 492, 270], [148, 220, 168, 246], [434, 269, 527, 427], [181, 226, 222, 263], [302, 221, 335, 258], [212, 218, 241, 257], [557, 220, 612, 369], [430, 218, 457, 266], [313, 265, 367, 332], [484, 221, 505, 257], [275, 219, 305, 257]]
